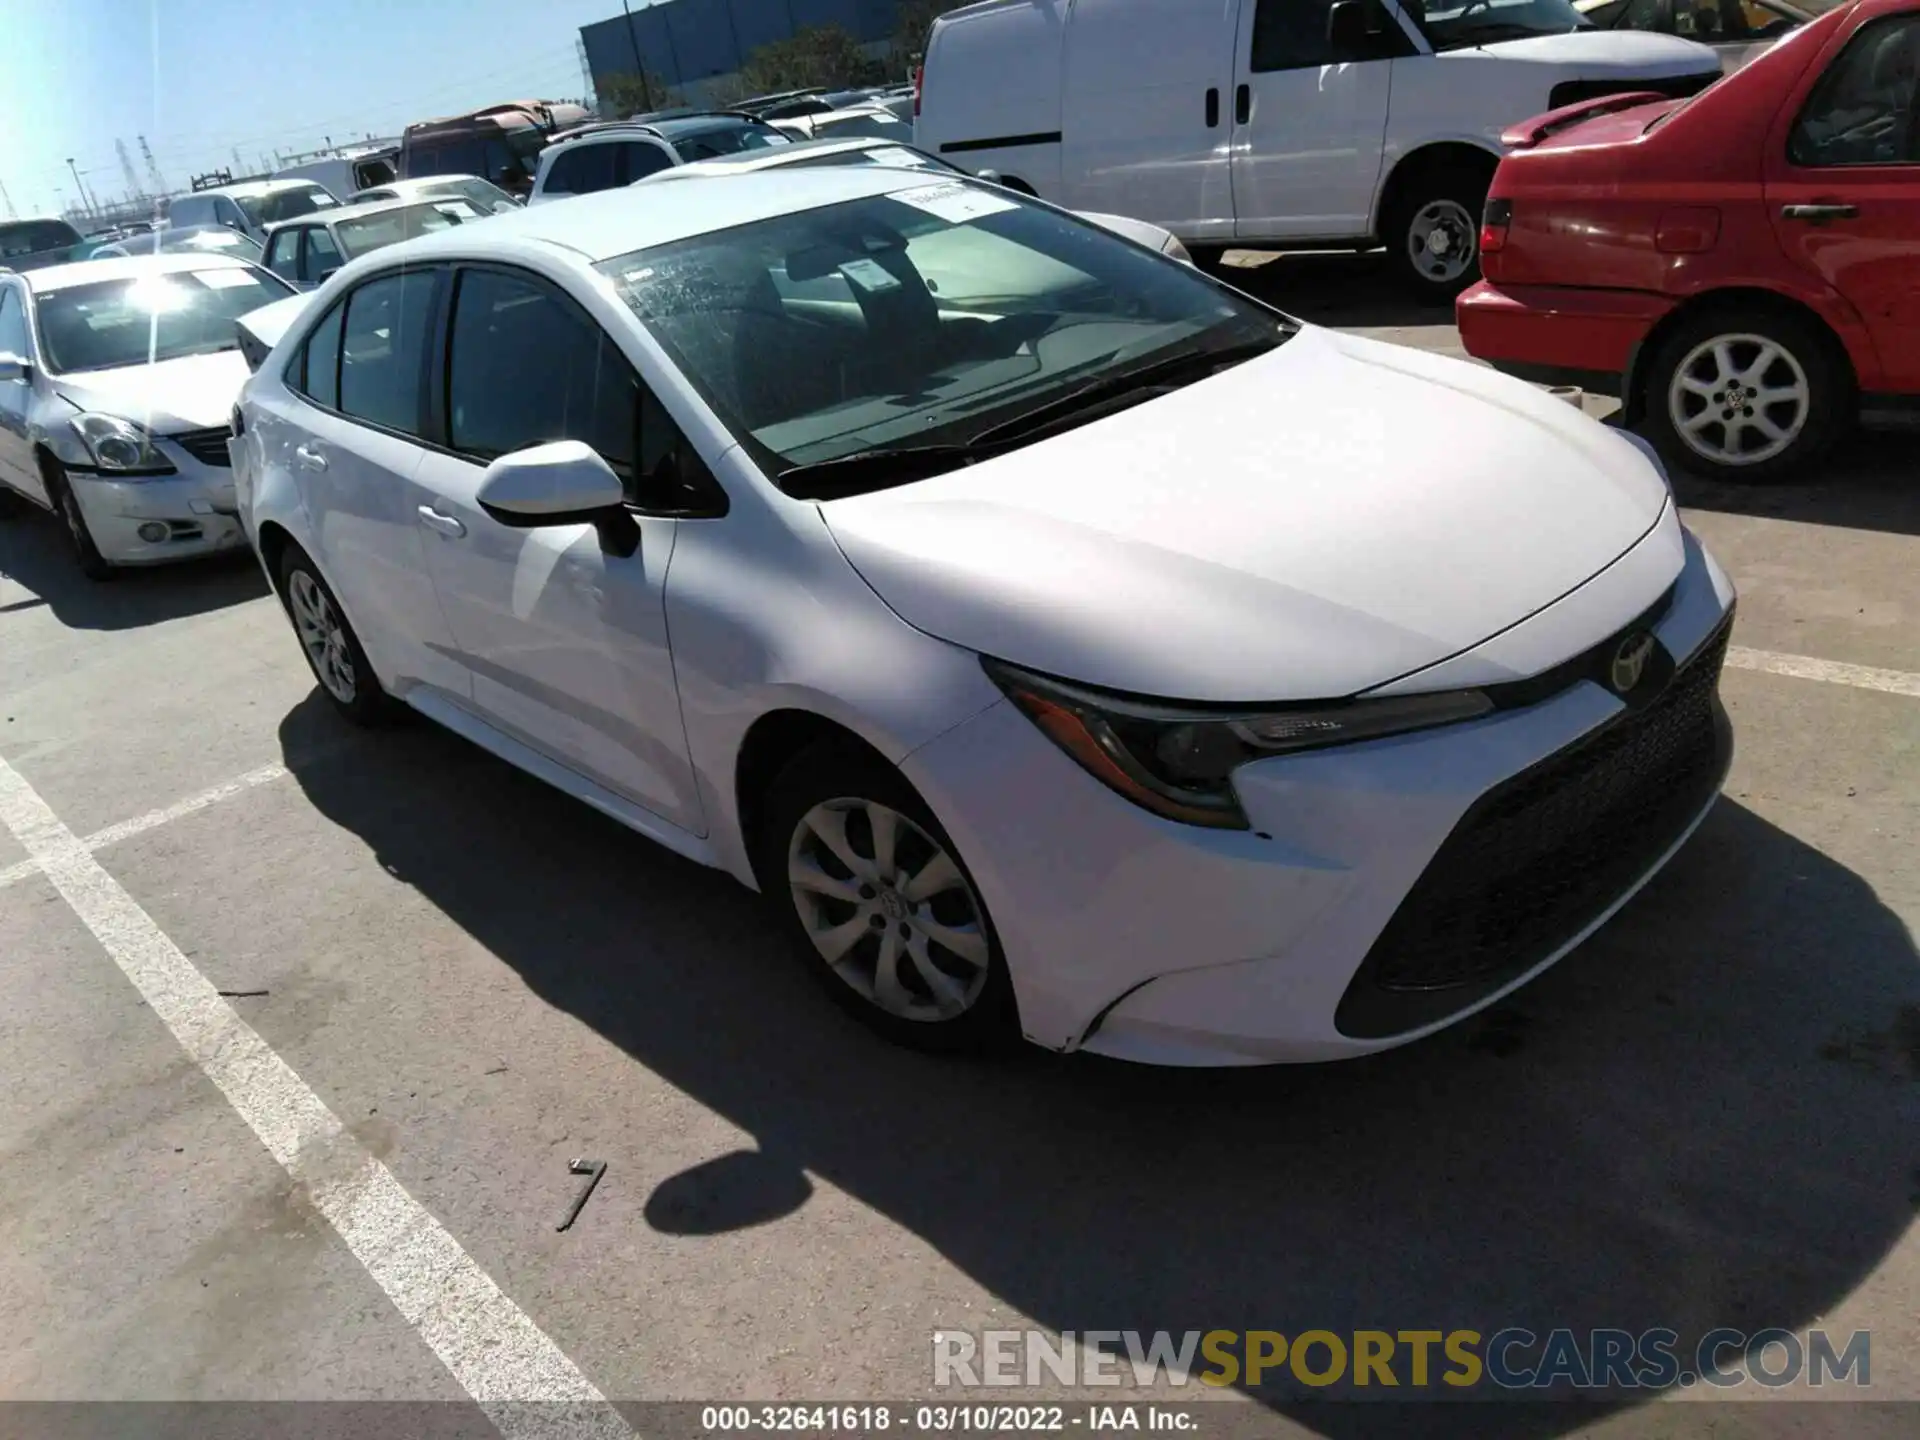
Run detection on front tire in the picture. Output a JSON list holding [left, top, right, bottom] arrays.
[[46, 464, 115, 581], [758, 740, 1018, 1053], [278, 546, 398, 725], [1640, 308, 1847, 482], [1385, 167, 1491, 303]]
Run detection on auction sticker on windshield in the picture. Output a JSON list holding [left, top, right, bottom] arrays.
[[196, 269, 261, 289], [891, 182, 1019, 224]]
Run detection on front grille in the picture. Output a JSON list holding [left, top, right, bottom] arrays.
[[1335, 623, 1732, 1039], [1548, 71, 1720, 111], [169, 426, 232, 467]]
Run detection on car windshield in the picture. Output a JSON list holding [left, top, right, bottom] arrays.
[[0, 219, 84, 258], [767, 144, 964, 176], [654, 119, 791, 160], [237, 184, 339, 227], [33, 265, 293, 373], [600, 182, 1293, 490], [814, 112, 914, 141], [1407, 0, 1592, 49], [333, 199, 485, 258]]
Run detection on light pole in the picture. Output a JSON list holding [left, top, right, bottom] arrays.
[[66, 158, 95, 217]]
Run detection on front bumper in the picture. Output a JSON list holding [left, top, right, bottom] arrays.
[[67, 442, 244, 567], [1456, 280, 1676, 393], [901, 526, 1736, 1065]]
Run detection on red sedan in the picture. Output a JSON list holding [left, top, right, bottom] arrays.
[[1458, 0, 1919, 480]]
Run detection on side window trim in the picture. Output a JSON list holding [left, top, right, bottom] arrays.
[[285, 266, 449, 442]]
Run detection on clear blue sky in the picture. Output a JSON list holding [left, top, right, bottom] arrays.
[[2, 0, 636, 217]]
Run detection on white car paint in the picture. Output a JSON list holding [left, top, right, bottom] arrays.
[[0, 253, 294, 570], [915, 0, 1720, 254], [234, 170, 1736, 1065]]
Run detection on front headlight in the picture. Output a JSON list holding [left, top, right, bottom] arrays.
[[71, 413, 175, 475], [1163, 235, 1194, 265], [984, 659, 1493, 830]]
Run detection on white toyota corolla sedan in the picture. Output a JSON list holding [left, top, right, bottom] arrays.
[[232, 168, 1736, 1066]]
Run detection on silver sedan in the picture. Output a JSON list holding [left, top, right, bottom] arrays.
[[0, 252, 294, 579]]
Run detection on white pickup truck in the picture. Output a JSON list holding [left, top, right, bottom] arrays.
[[914, 0, 1722, 298]]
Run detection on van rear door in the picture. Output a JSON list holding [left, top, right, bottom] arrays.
[[1229, 0, 1401, 241], [1061, 0, 1243, 239]]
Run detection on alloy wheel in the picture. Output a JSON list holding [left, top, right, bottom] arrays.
[[288, 570, 358, 705], [787, 797, 992, 1023], [1666, 333, 1811, 467], [1406, 199, 1477, 285]]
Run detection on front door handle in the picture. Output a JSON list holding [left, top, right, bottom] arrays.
[[293, 441, 328, 472], [1205, 87, 1219, 128], [1235, 84, 1251, 125], [1780, 203, 1858, 222], [416, 503, 466, 538]]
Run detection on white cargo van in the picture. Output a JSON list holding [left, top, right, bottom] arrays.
[[914, 0, 1722, 298]]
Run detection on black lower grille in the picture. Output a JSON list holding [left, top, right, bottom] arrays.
[[1335, 623, 1732, 1039], [1549, 71, 1720, 111], [170, 427, 233, 467]]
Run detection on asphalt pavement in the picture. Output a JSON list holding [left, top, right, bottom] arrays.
[[0, 254, 1914, 1440]]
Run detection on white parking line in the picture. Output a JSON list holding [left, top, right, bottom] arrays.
[[0, 754, 633, 1439], [1725, 646, 1920, 699], [0, 762, 292, 891]]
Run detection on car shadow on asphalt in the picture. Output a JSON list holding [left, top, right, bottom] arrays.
[[1214, 250, 1455, 333], [1670, 429, 1920, 540], [279, 695, 1919, 1438], [0, 505, 268, 630]]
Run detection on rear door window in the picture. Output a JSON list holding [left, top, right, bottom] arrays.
[[303, 227, 345, 283], [265, 229, 302, 282], [543, 143, 619, 196], [620, 141, 675, 182], [293, 303, 345, 410], [338, 270, 440, 435]]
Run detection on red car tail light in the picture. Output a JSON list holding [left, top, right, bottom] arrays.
[[1480, 197, 1512, 255]]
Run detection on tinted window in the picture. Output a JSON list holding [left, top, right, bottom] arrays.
[[166, 197, 210, 227], [1251, 0, 1346, 70], [265, 229, 302, 280], [215, 198, 247, 229], [339, 270, 438, 434], [0, 220, 83, 258], [305, 226, 345, 280], [621, 141, 674, 182], [445, 267, 636, 479], [296, 303, 345, 410], [1790, 16, 1920, 166], [544, 143, 619, 196], [0, 287, 27, 357]]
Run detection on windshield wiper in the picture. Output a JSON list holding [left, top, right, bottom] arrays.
[[777, 331, 1284, 501], [967, 333, 1283, 448]]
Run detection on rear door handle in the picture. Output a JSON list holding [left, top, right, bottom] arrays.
[[1235, 84, 1251, 125], [1205, 87, 1219, 128], [416, 503, 466, 538], [293, 441, 328, 472], [1780, 203, 1858, 222]]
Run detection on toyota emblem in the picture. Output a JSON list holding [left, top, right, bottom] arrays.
[[1610, 632, 1657, 695]]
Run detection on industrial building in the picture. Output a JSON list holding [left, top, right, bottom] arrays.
[[579, 0, 917, 103]]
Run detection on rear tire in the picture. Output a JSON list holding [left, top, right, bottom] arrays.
[[45, 462, 115, 582], [757, 739, 1019, 1054], [1384, 165, 1492, 304], [1639, 307, 1847, 483], [277, 545, 399, 726]]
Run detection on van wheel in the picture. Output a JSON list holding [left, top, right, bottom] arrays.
[[759, 739, 1018, 1054], [1385, 169, 1490, 303], [278, 545, 399, 725], [1640, 308, 1847, 483], [46, 464, 115, 581]]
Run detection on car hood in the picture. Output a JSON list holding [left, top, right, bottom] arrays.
[[818, 327, 1670, 702], [1477, 29, 1719, 74], [235, 292, 315, 356], [53, 350, 252, 432]]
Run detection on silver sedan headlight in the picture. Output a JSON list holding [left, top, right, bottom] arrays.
[[71, 413, 176, 476]]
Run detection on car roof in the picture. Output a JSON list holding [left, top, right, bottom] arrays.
[[20, 251, 254, 292], [649, 135, 925, 179], [265, 196, 455, 232], [381, 165, 971, 267]]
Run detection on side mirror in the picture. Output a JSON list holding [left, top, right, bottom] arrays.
[[476, 440, 638, 557], [0, 352, 30, 384], [1327, 0, 1380, 53], [975, 168, 1004, 185]]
